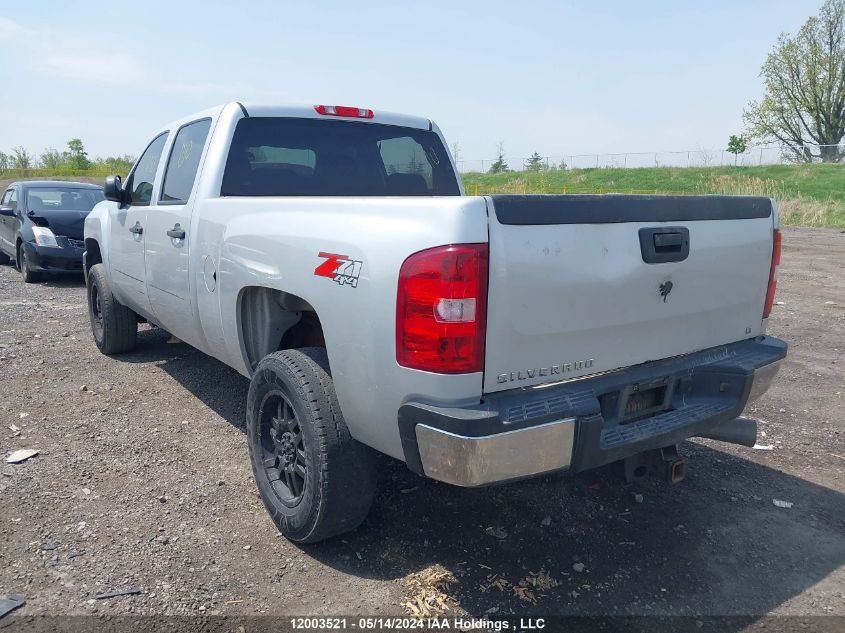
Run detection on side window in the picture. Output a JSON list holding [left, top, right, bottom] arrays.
[[127, 133, 168, 206], [0, 189, 18, 209], [161, 118, 212, 204]]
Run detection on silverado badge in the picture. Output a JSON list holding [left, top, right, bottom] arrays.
[[497, 358, 595, 383]]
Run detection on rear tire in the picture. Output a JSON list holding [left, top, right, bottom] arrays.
[[87, 263, 138, 354], [0, 251, 10, 265], [18, 244, 41, 283], [246, 348, 377, 543]]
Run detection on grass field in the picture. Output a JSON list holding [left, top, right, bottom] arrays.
[[462, 164, 845, 228], [3, 164, 843, 227]]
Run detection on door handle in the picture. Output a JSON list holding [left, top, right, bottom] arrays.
[[638, 227, 690, 264], [129, 222, 143, 235], [166, 223, 186, 240]]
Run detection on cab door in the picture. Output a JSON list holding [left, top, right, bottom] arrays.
[[0, 188, 16, 256], [108, 132, 168, 311], [144, 118, 212, 344]]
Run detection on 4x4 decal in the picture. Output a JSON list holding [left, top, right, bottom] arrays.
[[314, 252, 363, 288]]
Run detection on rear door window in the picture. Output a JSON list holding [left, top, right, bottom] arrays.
[[1, 189, 14, 209], [221, 118, 460, 197], [161, 118, 212, 204]]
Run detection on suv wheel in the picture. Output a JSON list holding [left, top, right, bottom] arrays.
[[247, 348, 377, 543], [86, 263, 138, 354]]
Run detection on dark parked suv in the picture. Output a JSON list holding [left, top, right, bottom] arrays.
[[0, 181, 104, 282]]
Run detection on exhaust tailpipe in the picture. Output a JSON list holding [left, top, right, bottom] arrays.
[[697, 417, 758, 447]]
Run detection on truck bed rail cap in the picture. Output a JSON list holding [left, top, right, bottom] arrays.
[[490, 194, 773, 225]]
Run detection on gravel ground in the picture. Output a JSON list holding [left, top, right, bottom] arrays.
[[0, 226, 843, 621]]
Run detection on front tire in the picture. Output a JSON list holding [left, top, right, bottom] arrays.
[[86, 263, 138, 354], [18, 244, 41, 283], [0, 250, 10, 265], [247, 348, 377, 543]]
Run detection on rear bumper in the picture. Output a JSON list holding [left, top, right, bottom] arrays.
[[399, 336, 787, 487], [23, 239, 84, 273]]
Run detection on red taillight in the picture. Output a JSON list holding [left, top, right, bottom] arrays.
[[314, 104, 374, 119], [763, 229, 782, 319], [396, 244, 489, 374]]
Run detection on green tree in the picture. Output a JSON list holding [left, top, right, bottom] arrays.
[[66, 138, 91, 169], [11, 146, 33, 170], [743, 0, 845, 162], [726, 134, 748, 165], [488, 141, 509, 174], [525, 151, 545, 172], [0, 151, 8, 173], [40, 148, 65, 170], [92, 154, 135, 175]]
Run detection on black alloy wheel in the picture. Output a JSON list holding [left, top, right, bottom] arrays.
[[260, 390, 308, 504]]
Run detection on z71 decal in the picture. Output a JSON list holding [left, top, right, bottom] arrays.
[[314, 252, 363, 288]]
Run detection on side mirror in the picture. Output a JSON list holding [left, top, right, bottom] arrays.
[[104, 175, 125, 203], [0, 206, 14, 217]]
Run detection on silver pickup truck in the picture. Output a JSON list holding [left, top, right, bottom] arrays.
[[84, 102, 786, 543]]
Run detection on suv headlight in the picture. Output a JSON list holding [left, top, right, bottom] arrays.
[[32, 226, 60, 248]]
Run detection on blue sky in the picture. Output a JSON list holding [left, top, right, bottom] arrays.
[[0, 0, 821, 162]]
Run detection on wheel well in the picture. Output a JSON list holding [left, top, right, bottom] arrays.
[[240, 287, 325, 370], [84, 238, 102, 276]]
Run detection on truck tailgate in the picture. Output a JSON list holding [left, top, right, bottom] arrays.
[[484, 195, 776, 394]]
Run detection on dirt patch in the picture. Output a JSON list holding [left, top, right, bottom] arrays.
[[0, 227, 843, 619]]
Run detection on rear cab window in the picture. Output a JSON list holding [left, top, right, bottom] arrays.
[[221, 118, 460, 197], [161, 118, 212, 204]]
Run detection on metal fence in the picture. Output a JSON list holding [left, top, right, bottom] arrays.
[[455, 144, 845, 173], [3, 144, 842, 180]]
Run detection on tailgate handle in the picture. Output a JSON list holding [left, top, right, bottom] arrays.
[[654, 232, 683, 249], [639, 227, 690, 264]]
